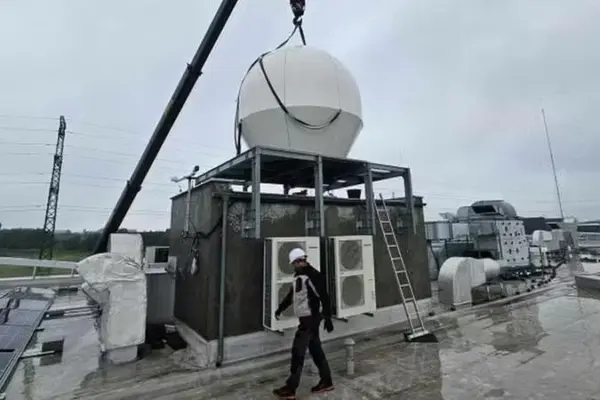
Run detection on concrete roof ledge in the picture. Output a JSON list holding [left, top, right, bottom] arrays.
[[573, 272, 600, 291]]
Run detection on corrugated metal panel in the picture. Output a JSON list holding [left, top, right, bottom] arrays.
[[146, 269, 175, 324], [425, 221, 452, 241]]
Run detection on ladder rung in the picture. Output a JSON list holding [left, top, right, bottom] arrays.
[[400, 284, 411, 288], [403, 297, 415, 302], [391, 257, 402, 261], [394, 268, 406, 273]]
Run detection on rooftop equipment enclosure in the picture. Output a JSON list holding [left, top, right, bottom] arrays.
[[169, 146, 430, 346]]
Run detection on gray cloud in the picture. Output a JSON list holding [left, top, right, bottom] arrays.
[[0, 0, 599, 230]]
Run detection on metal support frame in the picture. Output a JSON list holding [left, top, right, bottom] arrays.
[[314, 156, 325, 237], [216, 195, 229, 367], [403, 169, 416, 234], [364, 164, 376, 235], [250, 150, 261, 238], [196, 146, 416, 239]]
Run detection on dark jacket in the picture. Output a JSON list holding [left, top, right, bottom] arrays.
[[276, 263, 332, 320]]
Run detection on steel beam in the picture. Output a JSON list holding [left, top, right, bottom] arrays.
[[403, 169, 416, 234], [194, 148, 255, 186], [258, 146, 317, 162], [368, 162, 409, 175], [251, 149, 261, 238], [314, 155, 325, 237], [364, 163, 375, 234]]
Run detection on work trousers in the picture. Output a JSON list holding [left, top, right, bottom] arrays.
[[286, 316, 332, 390]]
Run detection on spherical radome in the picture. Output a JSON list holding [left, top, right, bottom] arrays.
[[237, 45, 363, 158]]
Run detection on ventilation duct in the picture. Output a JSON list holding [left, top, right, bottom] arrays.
[[469, 200, 518, 219], [438, 257, 487, 308], [77, 253, 146, 364]]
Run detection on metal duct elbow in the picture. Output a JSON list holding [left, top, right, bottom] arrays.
[[481, 258, 501, 281], [437, 257, 487, 308]]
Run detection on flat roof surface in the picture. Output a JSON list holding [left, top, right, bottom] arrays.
[[6, 262, 600, 399]]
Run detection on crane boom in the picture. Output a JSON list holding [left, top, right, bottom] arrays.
[[94, 0, 308, 253], [93, 0, 240, 254]]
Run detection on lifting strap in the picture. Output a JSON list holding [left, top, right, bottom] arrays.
[[233, 1, 341, 155]]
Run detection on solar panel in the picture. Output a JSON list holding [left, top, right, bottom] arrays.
[[0, 352, 14, 376], [0, 293, 53, 392], [5, 310, 43, 327], [16, 299, 49, 311], [0, 326, 28, 351]]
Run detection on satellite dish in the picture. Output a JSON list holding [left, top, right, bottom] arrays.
[[236, 45, 363, 158]]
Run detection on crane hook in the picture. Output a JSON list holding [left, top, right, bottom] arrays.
[[290, 0, 305, 25]]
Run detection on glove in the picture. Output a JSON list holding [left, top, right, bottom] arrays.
[[324, 318, 334, 333], [275, 310, 281, 321]]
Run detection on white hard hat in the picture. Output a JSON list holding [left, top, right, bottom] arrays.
[[288, 248, 307, 264]]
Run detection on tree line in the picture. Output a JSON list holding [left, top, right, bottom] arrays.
[[0, 228, 170, 254]]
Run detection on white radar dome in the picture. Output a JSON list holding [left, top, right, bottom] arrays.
[[237, 45, 363, 158]]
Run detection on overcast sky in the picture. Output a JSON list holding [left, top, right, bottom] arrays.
[[0, 0, 599, 231]]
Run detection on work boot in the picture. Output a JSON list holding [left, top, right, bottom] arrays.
[[272, 385, 296, 399], [310, 380, 334, 394]]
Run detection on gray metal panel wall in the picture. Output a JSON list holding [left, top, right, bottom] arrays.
[[170, 183, 221, 339], [170, 183, 429, 341], [146, 271, 175, 324]]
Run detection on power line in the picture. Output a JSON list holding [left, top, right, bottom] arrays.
[[0, 172, 174, 187], [0, 208, 168, 216], [0, 150, 205, 174], [0, 204, 168, 213], [0, 124, 232, 156], [0, 142, 221, 167], [0, 181, 176, 193], [0, 126, 54, 133], [0, 114, 58, 121], [0, 175, 598, 205], [0, 142, 225, 175]]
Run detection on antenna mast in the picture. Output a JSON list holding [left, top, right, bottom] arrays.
[[541, 108, 564, 219], [39, 115, 67, 261]]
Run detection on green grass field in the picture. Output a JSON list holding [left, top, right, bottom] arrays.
[[0, 248, 89, 278]]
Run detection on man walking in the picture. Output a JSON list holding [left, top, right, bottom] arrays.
[[272, 248, 335, 399]]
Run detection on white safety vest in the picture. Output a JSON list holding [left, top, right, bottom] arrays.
[[293, 275, 320, 317]]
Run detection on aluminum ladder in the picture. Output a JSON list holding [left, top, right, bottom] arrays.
[[374, 194, 430, 341]]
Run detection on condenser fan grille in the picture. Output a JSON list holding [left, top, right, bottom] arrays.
[[338, 240, 363, 271], [341, 275, 365, 308], [277, 241, 305, 276], [277, 282, 295, 318]]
